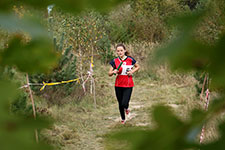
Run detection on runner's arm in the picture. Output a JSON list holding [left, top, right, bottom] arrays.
[[127, 63, 140, 76], [108, 66, 118, 77]]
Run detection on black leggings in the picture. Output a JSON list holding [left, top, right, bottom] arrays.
[[115, 87, 133, 120]]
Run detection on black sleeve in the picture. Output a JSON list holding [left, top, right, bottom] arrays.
[[109, 59, 116, 69], [131, 57, 136, 65]]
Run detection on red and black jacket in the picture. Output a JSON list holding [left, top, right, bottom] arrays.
[[110, 56, 136, 87]]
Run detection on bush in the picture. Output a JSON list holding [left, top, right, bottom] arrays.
[[10, 92, 33, 116], [195, 0, 225, 44], [129, 0, 187, 42], [96, 34, 115, 64], [105, 18, 135, 43]]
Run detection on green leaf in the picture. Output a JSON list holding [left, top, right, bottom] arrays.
[[0, 35, 59, 74], [155, 9, 225, 90], [0, 13, 49, 38], [0, 1, 12, 12], [110, 129, 152, 150], [208, 35, 225, 89], [0, 0, 50, 12], [0, 79, 19, 118], [87, 0, 126, 12], [0, 0, 125, 13], [168, 10, 206, 34], [0, 79, 18, 103], [155, 10, 210, 71], [156, 35, 211, 71], [0, 116, 53, 150]]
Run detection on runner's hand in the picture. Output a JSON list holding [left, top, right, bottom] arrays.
[[127, 70, 133, 76], [113, 69, 118, 74]]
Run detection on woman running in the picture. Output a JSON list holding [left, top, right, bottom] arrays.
[[108, 44, 140, 124]]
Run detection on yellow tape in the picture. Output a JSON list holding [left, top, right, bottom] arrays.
[[40, 78, 80, 91], [91, 56, 94, 67]]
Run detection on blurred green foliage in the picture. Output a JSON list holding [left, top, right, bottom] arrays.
[[157, 9, 225, 89], [0, 35, 59, 74], [1, 0, 225, 150], [0, 0, 126, 14], [10, 91, 33, 117], [0, 78, 53, 150]]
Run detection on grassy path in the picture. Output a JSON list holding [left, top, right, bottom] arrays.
[[41, 65, 199, 150]]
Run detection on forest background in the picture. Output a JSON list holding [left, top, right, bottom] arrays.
[[0, 0, 225, 150]]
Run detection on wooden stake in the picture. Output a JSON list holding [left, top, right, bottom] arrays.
[[78, 41, 85, 93], [26, 73, 39, 143], [92, 76, 96, 109], [90, 46, 96, 108], [199, 89, 210, 144], [200, 74, 207, 101]]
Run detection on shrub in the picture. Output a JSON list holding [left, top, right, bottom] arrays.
[[96, 34, 115, 64], [129, 0, 186, 42], [10, 92, 33, 117]]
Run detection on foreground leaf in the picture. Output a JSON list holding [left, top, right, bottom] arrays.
[[0, 35, 59, 74]]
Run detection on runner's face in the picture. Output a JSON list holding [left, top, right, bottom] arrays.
[[116, 46, 126, 58]]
